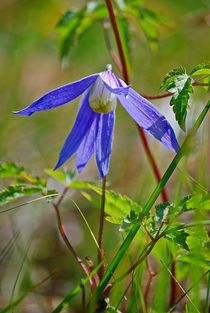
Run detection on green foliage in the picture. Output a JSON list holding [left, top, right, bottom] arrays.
[[0, 163, 54, 207], [57, 0, 170, 63], [0, 163, 24, 178], [57, 2, 108, 61], [166, 229, 190, 251], [191, 63, 210, 77], [45, 168, 75, 185], [161, 68, 193, 131], [119, 2, 171, 50], [120, 209, 140, 231], [117, 16, 132, 70], [57, 9, 86, 60], [70, 180, 142, 225], [155, 202, 171, 223], [0, 184, 44, 206]]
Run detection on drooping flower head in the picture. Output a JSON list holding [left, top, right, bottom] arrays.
[[14, 65, 179, 178]]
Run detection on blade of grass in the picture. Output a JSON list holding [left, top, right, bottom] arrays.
[[205, 272, 210, 313], [0, 231, 20, 263], [89, 101, 210, 309], [168, 269, 210, 313], [0, 194, 59, 214], [161, 259, 200, 313], [0, 271, 55, 313], [67, 196, 99, 249], [52, 262, 103, 313], [9, 243, 31, 312]]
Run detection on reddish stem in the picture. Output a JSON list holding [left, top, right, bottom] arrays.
[[169, 259, 177, 307], [104, 0, 169, 202], [52, 200, 94, 289]]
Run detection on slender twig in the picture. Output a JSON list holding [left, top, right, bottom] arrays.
[[98, 175, 107, 279], [52, 201, 93, 287], [115, 232, 164, 284], [52, 185, 94, 286], [144, 257, 157, 311], [86, 256, 100, 288], [104, 0, 169, 203], [104, 0, 129, 83], [82, 283, 86, 313], [54, 186, 69, 207], [169, 259, 177, 308], [142, 92, 172, 100]]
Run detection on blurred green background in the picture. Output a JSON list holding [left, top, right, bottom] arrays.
[[0, 0, 210, 312]]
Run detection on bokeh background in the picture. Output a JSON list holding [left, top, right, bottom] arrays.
[[0, 0, 210, 312]]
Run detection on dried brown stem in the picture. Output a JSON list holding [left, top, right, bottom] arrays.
[[144, 257, 157, 311]]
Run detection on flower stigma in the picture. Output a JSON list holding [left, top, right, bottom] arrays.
[[89, 64, 117, 114]]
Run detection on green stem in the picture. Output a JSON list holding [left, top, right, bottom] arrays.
[[205, 272, 210, 313], [98, 175, 107, 278], [90, 101, 210, 307]]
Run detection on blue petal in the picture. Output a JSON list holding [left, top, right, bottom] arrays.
[[76, 114, 99, 173], [54, 91, 96, 170], [99, 72, 130, 96], [118, 88, 179, 152], [14, 74, 99, 116], [103, 81, 130, 96], [95, 111, 115, 178]]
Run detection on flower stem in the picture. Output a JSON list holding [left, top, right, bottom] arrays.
[[52, 200, 93, 287], [104, 0, 169, 203], [98, 175, 107, 278]]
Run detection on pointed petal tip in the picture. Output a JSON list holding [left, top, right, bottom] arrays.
[[13, 110, 33, 116], [53, 161, 61, 171], [76, 165, 83, 174]]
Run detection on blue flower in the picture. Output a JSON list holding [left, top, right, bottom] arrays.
[[14, 64, 179, 178]]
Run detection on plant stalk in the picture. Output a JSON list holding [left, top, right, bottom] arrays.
[[98, 175, 107, 279]]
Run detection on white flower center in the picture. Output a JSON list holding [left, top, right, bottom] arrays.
[[89, 65, 117, 114]]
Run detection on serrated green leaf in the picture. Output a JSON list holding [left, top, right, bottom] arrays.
[[185, 192, 210, 210], [187, 226, 209, 251], [0, 185, 44, 206], [170, 76, 193, 131], [191, 63, 210, 77], [70, 181, 142, 224], [161, 68, 193, 131], [160, 68, 186, 91], [119, 209, 140, 231], [166, 229, 190, 251], [45, 168, 75, 185], [155, 202, 170, 223], [179, 253, 210, 269], [0, 163, 24, 179]]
